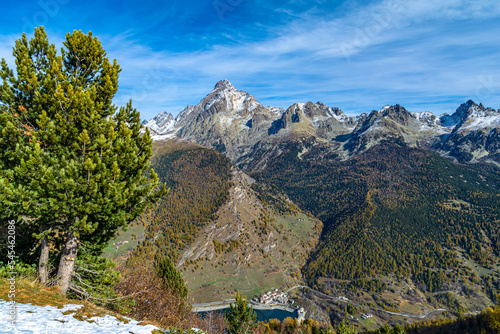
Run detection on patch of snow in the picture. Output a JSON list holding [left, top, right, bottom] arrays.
[[151, 132, 177, 142], [468, 105, 485, 118], [248, 100, 260, 112], [229, 92, 246, 113], [204, 94, 222, 111], [379, 105, 390, 112], [413, 114, 450, 134], [295, 103, 305, 110], [412, 111, 435, 121], [143, 111, 177, 135], [362, 118, 383, 134], [460, 114, 500, 131], [0, 300, 159, 334], [440, 114, 458, 128], [144, 119, 175, 134], [176, 105, 195, 122], [219, 114, 235, 128], [213, 79, 235, 92], [268, 106, 285, 115], [418, 123, 450, 134], [330, 109, 347, 122]]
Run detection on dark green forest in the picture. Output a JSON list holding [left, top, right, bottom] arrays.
[[253, 141, 500, 297], [130, 147, 233, 264]]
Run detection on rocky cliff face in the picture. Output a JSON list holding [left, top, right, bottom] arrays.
[[436, 100, 500, 163], [144, 80, 500, 169]]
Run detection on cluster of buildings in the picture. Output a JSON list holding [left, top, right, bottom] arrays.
[[349, 313, 373, 322], [259, 289, 289, 305]]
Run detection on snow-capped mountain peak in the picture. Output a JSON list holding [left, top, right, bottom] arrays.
[[213, 79, 236, 92], [379, 105, 391, 112], [268, 106, 286, 115], [439, 100, 500, 132], [142, 111, 175, 135]]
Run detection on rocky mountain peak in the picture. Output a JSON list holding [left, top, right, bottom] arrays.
[[456, 99, 480, 115], [213, 79, 236, 92], [142, 111, 175, 134], [176, 105, 195, 121], [380, 104, 411, 122], [143, 80, 500, 166], [441, 100, 483, 128], [353, 104, 411, 134]]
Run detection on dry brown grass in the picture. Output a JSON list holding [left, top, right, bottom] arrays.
[[115, 264, 229, 333], [0, 276, 160, 328], [0, 270, 227, 333], [115, 264, 202, 330]]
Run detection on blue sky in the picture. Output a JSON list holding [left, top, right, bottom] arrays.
[[1, 0, 500, 119]]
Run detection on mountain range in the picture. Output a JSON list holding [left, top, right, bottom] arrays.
[[143, 80, 500, 168]]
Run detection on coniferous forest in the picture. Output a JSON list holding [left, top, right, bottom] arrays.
[[130, 146, 233, 264], [253, 140, 500, 302]]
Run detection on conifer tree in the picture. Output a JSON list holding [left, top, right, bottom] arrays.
[[225, 291, 257, 334], [156, 256, 188, 299], [393, 324, 406, 334], [377, 324, 391, 334], [335, 320, 357, 334], [0, 26, 166, 294]]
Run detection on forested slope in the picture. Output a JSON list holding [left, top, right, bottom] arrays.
[[130, 143, 233, 263], [125, 140, 321, 302], [253, 141, 500, 299]]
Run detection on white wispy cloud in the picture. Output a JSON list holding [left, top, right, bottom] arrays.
[[3, 0, 500, 119]]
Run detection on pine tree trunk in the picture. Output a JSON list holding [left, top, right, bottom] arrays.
[[57, 230, 79, 295], [38, 236, 49, 284]]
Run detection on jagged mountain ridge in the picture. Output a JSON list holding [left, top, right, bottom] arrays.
[[144, 80, 500, 166]]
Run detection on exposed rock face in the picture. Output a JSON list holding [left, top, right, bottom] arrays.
[[144, 80, 500, 168], [436, 100, 500, 163], [338, 105, 448, 159], [173, 80, 278, 161], [269, 102, 357, 139]]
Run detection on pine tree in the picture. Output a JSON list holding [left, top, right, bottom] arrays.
[[225, 291, 257, 334], [377, 324, 391, 334], [335, 320, 357, 334], [393, 324, 406, 334], [156, 256, 188, 298], [0, 26, 166, 294]]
